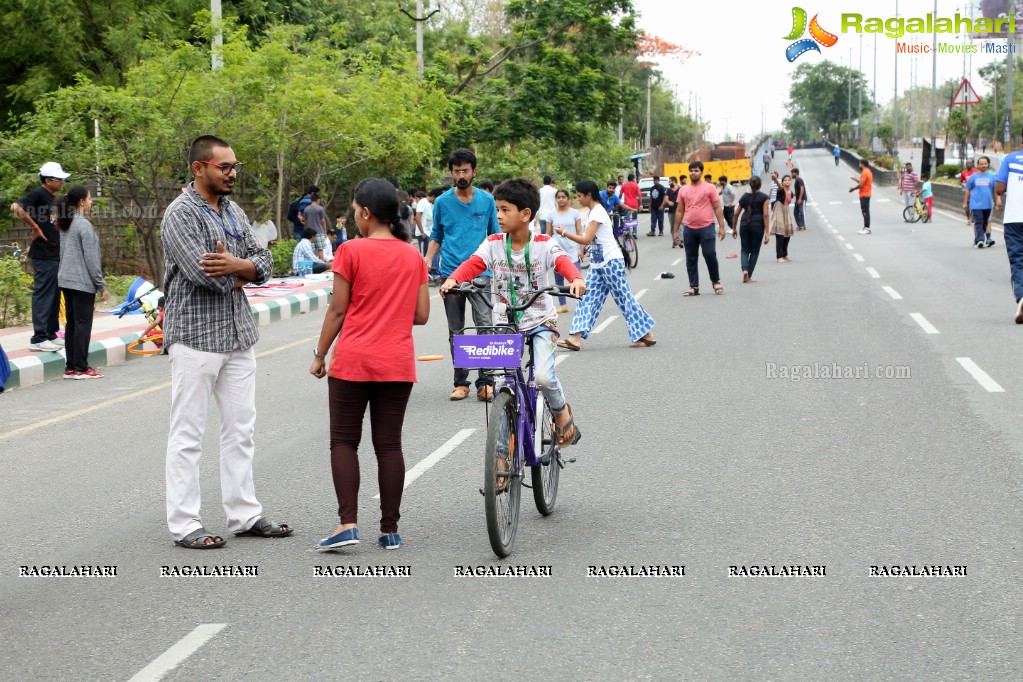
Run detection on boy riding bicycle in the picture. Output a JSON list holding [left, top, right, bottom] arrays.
[[441, 178, 586, 447]]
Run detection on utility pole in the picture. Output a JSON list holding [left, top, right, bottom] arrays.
[[645, 74, 652, 149], [1006, 0, 1017, 149], [848, 46, 853, 143], [930, 0, 937, 167], [893, 0, 900, 165], [872, 34, 878, 145], [211, 0, 223, 70], [400, 1, 440, 75], [858, 34, 863, 141]]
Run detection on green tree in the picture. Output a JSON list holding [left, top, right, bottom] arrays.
[[787, 61, 872, 142], [947, 108, 971, 166]]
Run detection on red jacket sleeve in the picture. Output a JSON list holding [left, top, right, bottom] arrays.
[[449, 255, 488, 283], [554, 254, 581, 282]]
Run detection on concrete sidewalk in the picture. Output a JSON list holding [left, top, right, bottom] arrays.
[[0, 275, 333, 391]]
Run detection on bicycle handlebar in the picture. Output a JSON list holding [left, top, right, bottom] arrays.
[[449, 280, 579, 313]]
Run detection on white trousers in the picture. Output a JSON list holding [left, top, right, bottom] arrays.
[[166, 343, 263, 540]]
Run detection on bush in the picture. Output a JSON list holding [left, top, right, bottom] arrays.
[[872, 156, 894, 170], [936, 164, 961, 179], [270, 239, 297, 277], [0, 255, 33, 328], [104, 274, 137, 302]]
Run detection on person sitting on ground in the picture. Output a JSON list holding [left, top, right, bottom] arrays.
[[293, 227, 329, 274], [440, 178, 585, 449], [138, 296, 166, 349]]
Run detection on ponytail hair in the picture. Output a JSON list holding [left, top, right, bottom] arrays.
[[354, 178, 409, 241], [56, 185, 90, 232]]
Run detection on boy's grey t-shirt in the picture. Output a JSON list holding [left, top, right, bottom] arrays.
[[303, 204, 327, 233]]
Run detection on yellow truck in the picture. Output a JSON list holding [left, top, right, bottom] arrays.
[[662, 159, 752, 183]]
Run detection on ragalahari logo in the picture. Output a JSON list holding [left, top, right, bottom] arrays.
[[785, 7, 838, 62]]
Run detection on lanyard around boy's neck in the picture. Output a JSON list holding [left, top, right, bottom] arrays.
[[505, 236, 531, 324]]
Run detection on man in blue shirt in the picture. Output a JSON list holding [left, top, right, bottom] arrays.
[[965, 156, 999, 248], [286, 185, 317, 240], [425, 148, 500, 401], [995, 136, 1023, 323], [833, 145, 841, 166]]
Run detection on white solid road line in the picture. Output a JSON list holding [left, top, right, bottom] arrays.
[[375, 428, 476, 499], [865, 267, 880, 278], [635, 288, 649, 300], [592, 315, 619, 334], [844, 243, 855, 250], [128, 624, 227, 682], [882, 286, 903, 300], [910, 313, 940, 334], [853, 254, 865, 262], [956, 357, 1006, 393]]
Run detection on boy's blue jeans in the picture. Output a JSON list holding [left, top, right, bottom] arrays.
[[528, 327, 566, 413]]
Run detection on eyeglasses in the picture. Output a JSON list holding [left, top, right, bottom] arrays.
[[196, 160, 243, 174], [451, 169, 474, 177]]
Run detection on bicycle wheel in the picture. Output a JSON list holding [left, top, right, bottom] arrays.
[[903, 205, 920, 223], [626, 232, 639, 268], [484, 391, 521, 557], [620, 235, 635, 270], [127, 334, 163, 355], [921, 208, 931, 223], [531, 393, 560, 516]]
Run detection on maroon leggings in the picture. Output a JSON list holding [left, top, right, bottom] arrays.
[[328, 378, 413, 533]]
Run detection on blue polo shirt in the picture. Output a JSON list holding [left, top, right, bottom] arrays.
[[966, 170, 995, 211], [431, 187, 499, 277]]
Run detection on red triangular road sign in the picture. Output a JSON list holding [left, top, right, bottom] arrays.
[[951, 79, 981, 106]]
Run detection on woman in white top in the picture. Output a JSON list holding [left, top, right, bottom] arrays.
[[555, 180, 655, 350], [546, 188, 583, 312]]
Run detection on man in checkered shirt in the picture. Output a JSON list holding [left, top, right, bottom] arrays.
[[160, 135, 294, 550]]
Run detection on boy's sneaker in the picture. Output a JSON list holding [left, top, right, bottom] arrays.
[[975, 241, 984, 249], [317, 527, 359, 550], [1016, 299, 1023, 325], [986, 239, 996, 247], [63, 369, 78, 380], [378, 533, 401, 550], [29, 340, 61, 352], [76, 368, 104, 379], [857, 228, 871, 235]]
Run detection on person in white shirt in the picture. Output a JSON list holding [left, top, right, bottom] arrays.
[[546, 188, 582, 313], [537, 175, 558, 235], [555, 180, 656, 350]]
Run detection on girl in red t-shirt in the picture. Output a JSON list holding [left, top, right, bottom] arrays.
[[309, 178, 431, 552]]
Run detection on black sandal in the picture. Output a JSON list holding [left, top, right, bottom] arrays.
[[235, 517, 294, 538], [175, 527, 226, 549], [684, 287, 699, 296], [554, 404, 582, 447]]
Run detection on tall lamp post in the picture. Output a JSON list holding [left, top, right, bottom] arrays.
[[211, 0, 223, 70]]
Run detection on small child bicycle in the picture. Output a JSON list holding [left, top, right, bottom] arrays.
[[449, 280, 579, 558]]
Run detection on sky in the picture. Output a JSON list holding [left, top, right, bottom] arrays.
[[632, 0, 1010, 143]]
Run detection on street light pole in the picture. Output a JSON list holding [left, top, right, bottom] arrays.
[[893, 0, 900, 165], [872, 34, 878, 145], [645, 74, 652, 149], [858, 34, 863, 141], [1006, 0, 1017, 149], [930, 0, 937, 169], [848, 46, 853, 143], [211, 0, 223, 70]]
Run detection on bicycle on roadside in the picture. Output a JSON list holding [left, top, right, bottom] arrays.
[[449, 280, 580, 558], [903, 196, 931, 223]]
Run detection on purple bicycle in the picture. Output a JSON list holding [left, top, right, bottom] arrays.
[[450, 281, 578, 557]]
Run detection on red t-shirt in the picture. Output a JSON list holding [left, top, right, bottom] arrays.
[[960, 168, 977, 184], [621, 181, 641, 210], [678, 181, 721, 228], [329, 238, 427, 382]]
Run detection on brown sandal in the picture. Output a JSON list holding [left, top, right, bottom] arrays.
[[554, 404, 582, 447]]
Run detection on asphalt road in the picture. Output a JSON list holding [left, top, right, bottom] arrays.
[[2, 149, 1022, 680]]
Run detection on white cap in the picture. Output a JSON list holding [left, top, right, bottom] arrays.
[[39, 162, 71, 179]]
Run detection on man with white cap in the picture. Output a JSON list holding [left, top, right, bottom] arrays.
[[10, 162, 71, 352]]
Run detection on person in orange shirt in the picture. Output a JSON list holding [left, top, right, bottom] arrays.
[[850, 159, 873, 235]]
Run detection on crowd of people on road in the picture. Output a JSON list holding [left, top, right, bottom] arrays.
[[16, 130, 1023, 555]]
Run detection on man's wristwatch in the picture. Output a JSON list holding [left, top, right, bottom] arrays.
[[313, 348, 326, 359]]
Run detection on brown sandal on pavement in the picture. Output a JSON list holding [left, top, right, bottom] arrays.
[[449, 386, 470, 400], [713, 282, 724, 295], [629, 337, 656, 348], [557, 338, 581, 351], [683, 287, 699, 296]]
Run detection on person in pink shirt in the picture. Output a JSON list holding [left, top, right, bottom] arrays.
[[672, 161, 728, 295]]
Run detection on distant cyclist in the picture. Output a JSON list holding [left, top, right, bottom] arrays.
[[833, 145, 841, 166]]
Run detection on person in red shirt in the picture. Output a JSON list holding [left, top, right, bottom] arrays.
[[672, 161, 729, 295], [309, 178, 431, 552], [850, 159, 874, 234], [960, 160, 978, 225], [620, 173, 641, 229]]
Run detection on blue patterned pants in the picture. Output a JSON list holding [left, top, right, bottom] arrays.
[[569, 258, 655, 342]]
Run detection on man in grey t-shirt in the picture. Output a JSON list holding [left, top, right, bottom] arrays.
[[301, 192, 329, 259]]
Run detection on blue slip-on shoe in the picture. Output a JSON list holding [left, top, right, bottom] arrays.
[[317, 527, 359, 551], [378, 533, 401, 550]]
